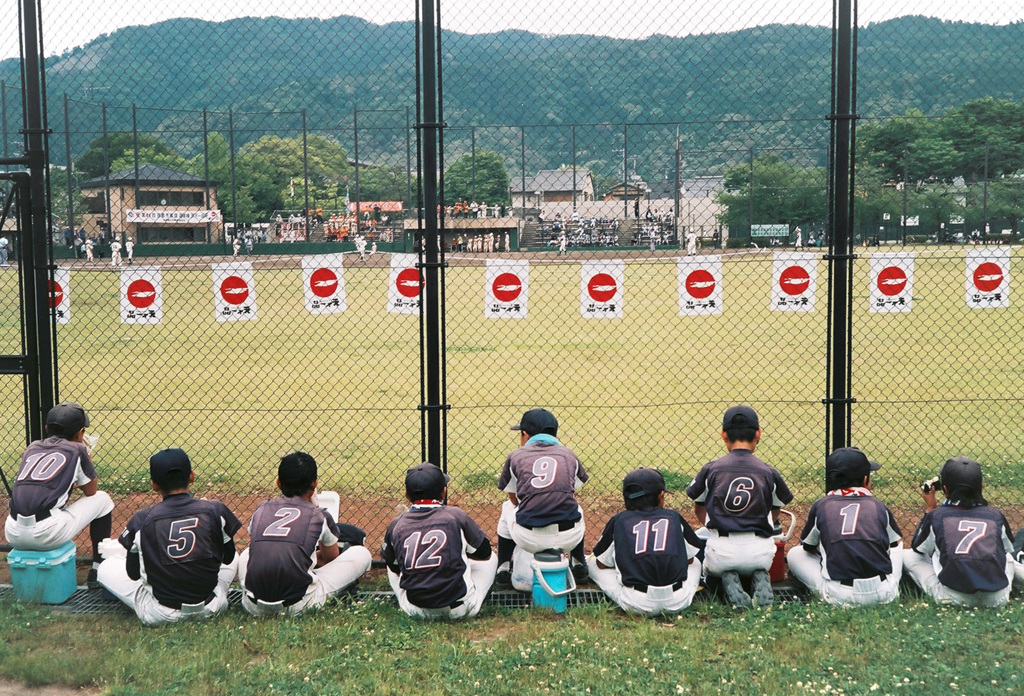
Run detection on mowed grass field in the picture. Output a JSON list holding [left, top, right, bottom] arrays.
[[1, 245, 1023, 540]]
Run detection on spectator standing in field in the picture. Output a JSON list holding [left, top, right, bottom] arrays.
[[686, 405, 793, 608], [244, 232, 254, 255], [494, 408, 589, 589], [903, 456, 1017, 607], [381, 463, 497, 620], [0, 233, 8, 266], [589, 468, 705, 616], [124, 237, 134, 266], [787, 447, 903, 606], [98, 448, 241, 626], [238, 452, 372, 617], [4, 403, 114, 587], [110, 237, 122, 268]]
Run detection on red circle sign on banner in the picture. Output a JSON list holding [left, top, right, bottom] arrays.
[[220, 275, 250, 305], [48, 280, 63, 308], [779, 266, 811, 296], [685, 269, 716, 299], [126, 279, 157, 308], [492, 272, 523, 302], [973, 262, 1004, 293], [396, 268, 424, 298], [309, 268, 339, 298], [587, 272, 618, 303], [876, 266, 908, 297]]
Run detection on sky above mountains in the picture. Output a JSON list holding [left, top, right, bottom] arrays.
[[2, 0, 1021, 60]]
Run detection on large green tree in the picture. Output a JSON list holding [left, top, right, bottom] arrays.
[[715, 152, 826, 228], [74, 132, 186, 179], [443, 151, 510, 204]]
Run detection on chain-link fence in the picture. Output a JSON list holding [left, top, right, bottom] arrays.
[[2, 0, 1024, 554]]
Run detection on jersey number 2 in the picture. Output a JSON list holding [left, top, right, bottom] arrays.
[[263, 507, 301, 538]]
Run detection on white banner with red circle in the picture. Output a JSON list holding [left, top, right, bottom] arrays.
[[485, 259, 528, 319], [212, 262, 258, 322], [580, 260, 624, 318], [869, 252, 914, 313], [119, 267, 163, 324], [771, 252, 817, 312], [302, 254, 347, 314], [50, 267, 71, 324], [387, 253, 423, 315], [678, 255, 723, 316], [965, 248, 1009, 309]]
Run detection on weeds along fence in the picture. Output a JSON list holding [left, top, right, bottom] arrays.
[[1, 0, 1024, 551]]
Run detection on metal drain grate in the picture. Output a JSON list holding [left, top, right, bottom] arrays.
[[1, 583, 807, 614]]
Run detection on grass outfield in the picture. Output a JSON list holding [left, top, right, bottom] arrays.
[[0, 596, 1023, 695], [0, 246, 1022, 531]]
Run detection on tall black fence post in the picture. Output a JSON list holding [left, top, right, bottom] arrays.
[[405, 106, 412, 215], [417, 0, 445, 468], [102, 104, 111, 240], [353, 107, 360, 233], [571, 125, 577, 212], [203, 109, 211, 244], [19, 0, 57, 436], [63, 94, 74, 246], [228, 107, 238, 241], [302, 109, 310, 241], [131, 104, 140, 247], [825, 0, 858, 453]]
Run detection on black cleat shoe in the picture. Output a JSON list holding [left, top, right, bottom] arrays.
[[570, 561, 590, 585], [494, 562, 512, 590], [86, 568, 101, 590]]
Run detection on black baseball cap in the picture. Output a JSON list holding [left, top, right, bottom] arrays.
[[405, 462, 450, 499], [623, 468, 666, 500], [511, 408, 558, 436], [46, 402, 90, 435], [150, 448, 192, 487], [940, 456, 983, 497], [825, 447, 881, 489], [722, 405, 759, 431]]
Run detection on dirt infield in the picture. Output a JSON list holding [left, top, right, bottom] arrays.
[[0, 681, 97, 696]]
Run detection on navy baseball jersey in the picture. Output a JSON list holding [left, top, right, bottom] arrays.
[[800, 492, 901, 582], [911, 504, 1013, 593], [685, 449, 793, 537], [592, 508, 703, 589], [498, 441, 588, 527], [10, 437, 97, 518], [119, 493, 241, 608], [381, 504, 491, 609], [244, 497, 353, 605]]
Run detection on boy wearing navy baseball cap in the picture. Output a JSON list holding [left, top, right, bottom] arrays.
[[904, 456, 1017, 607], [97, 448, 242, 626], [494, 408, 590, 590], [381, 463, 497, 619], [787, 447, 903, 606], [238, 452, 372, 617], [685, 405, 793, 608], [4, 402, 114, 587], [588, 468, 705, 616]]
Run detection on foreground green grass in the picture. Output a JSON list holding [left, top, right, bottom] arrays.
[[1, 596, 1022, 695]]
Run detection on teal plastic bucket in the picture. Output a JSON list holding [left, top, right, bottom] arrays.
[[531, 548, 576, 612]]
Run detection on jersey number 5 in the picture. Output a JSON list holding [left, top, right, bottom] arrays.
[[402, 529, 448, 569], [167, 517, 200, 559]]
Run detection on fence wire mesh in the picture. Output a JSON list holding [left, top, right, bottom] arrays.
[[1, 0, 1023, 557]]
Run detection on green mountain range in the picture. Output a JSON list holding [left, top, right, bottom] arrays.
[[1, 14, 1022, 175]]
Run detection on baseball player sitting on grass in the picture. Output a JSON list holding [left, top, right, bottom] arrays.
[[786, 447, 903, 606], [237, 452, 372, 617], [588, 468, 705, 616], [903, 456, 1016, 608], [685, 405, 793, 608], [4, 402, 114, 588], [381, 462, 497, 620], [494, 408, 590, 590], [98, 448, 242, 626]]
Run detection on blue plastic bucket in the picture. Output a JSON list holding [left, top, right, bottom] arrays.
[[531, 548, 576, 612]]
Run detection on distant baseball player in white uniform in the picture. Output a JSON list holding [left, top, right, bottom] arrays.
[[232, 236, 241, 257], [787, 447, 903, 606], [124, 237, 135, 265], [85, 237, 94, 261], [98, 448, 241, 626], [5, 403, 114, 587], [903, 456, 1016, 608], [110, 238, 122, 268], [686, 230, 697, 256], [686, 405, 793, 608], [238, 452, 372, 617], [794, 227, 803, 249], [355, 235, 367, 262], [589, 468, 704, 616], [381, 463, 497, 620], [494, 408, 589, 590]]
